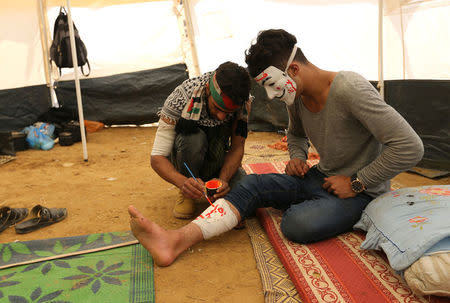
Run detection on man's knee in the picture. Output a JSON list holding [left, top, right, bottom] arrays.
[[280, 194, 366, 243], [174, 130, 207, 154], [232, 174, 260, 192], [172, 131, 208, 174], [229, 167, 247, 188], [280, 204, 346, 243], [280, 211, 323, 243]]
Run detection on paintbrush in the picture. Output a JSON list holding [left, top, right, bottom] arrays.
[[183, 162, 214, 206]]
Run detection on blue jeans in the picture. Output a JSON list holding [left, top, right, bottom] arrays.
[[226, 166, 372, 243]]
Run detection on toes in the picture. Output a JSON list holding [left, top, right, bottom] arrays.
[[128, 205, 140, 218]]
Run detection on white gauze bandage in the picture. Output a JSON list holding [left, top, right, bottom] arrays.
[[151, 119, 176, 156], [192, 198, 238, 240]]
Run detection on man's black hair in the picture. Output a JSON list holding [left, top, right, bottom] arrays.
[[245, 29, 308, 78], [215, 61, 251, 107]]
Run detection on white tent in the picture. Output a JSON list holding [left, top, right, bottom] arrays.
[[1, 0, 190, 160], [3, 0, 448, 88], [1, 0, 449, 161]]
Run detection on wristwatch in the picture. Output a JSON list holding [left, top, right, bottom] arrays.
[[351, 174, 365, 193]]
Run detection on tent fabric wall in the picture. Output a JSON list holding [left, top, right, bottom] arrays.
[[47, 0, 166, 7], [0, 2, 45, 90], [0, 64, 188, 132], [383, 0, 450, 79], [2, 0, 448, 91], [45, 1, 184, 80], [0, 0, 184, 91], [187, 0, 449, 80], [53, 64, 189, 125], [384, 80, 450, 170], [0, 0, 187, 161], [0, 85, 51, 132]]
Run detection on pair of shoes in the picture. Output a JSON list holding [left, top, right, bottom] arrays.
[[173, 190, 195, 219], [0, 207, 28, 233], [0, 205, 67, 234]]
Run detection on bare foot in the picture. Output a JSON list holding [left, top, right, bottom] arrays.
[[128, 205, 181, 267]]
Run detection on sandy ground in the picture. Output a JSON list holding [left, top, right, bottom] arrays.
[[1, 127, 448, 302]]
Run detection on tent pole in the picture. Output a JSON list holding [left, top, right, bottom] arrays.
[[182, 0, 200, 76], [66, 0, 88, 161], [399, 4, 406, 79], [37, 0, 59, 108], [378, 0, 385, 99]]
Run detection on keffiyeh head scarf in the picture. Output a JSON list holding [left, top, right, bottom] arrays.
[[177, 72, 250, 137]]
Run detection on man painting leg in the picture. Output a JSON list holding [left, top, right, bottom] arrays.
[[129, 169, 373, 267], [150, 62, 252, 219], [131, 28, 423, 267]]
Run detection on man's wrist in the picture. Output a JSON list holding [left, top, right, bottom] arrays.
[[350, 174, 365, 193]]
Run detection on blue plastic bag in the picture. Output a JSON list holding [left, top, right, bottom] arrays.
[[23, 123, 55, 150]]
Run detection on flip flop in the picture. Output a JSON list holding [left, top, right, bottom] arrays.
[[15, 205, 67, 234], [0, 207, 29, 233]]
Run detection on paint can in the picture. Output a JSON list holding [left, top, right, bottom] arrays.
[[205, 179, 222, 198]]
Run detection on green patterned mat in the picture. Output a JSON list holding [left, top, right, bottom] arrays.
[[0, 232, 154, 303]]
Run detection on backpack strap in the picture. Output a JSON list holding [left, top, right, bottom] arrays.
[[81, 59, 91, 77], [50, 7, 67, 79]]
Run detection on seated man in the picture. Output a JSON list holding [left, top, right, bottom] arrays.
[[151, 61, 252, 219], [130, 29, 424, 267]]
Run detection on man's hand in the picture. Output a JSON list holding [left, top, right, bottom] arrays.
[[322, 175, 356, 199], [285, 158, 310, 177], [210, 179, 230, 201], [181, 177, 204, 200]]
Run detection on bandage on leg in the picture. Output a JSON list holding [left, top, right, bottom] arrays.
[[192, 198, 238, 240]]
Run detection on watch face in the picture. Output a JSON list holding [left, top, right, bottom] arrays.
[[351, 180, 364, 193]]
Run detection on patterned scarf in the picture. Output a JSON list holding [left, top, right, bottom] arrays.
[[180, 84, 204, 122], [175, 72, 251, 137], [169, 73, 251, 179]]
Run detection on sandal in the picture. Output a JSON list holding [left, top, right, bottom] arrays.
[[0, 207, 29, 233], [15, 205, 67, 234]]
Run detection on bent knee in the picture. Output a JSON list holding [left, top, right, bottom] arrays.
[[280, 210, 344, 244], [174, 131, 207, 154], [234, 174, 259, 191], [280, 215, 322, 243]]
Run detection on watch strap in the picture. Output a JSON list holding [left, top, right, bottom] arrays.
[[351, 173, 365, 193]]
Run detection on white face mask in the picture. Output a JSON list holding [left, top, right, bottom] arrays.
[[255, 47, 298, 105]]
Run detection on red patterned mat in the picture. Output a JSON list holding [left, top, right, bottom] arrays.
[[242, 162, 449, 303]]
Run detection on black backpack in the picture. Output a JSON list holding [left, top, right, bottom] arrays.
[[50, 7, 91, 77]]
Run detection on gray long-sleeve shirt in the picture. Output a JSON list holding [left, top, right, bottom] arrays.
[[287, 71, 424, 197]]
